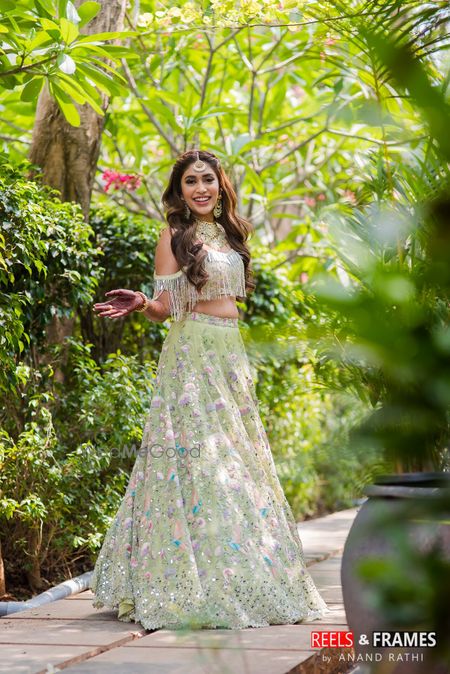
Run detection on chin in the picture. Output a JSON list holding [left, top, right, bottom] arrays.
[[192, 208, 214, 218]]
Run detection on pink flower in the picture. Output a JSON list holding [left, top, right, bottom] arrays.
[[342, 189, 357, 204], [101, 169, 142, 193], [304, 196, 316, 208]]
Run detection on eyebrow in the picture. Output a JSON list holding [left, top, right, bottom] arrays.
[[183, 172, 215, 179]]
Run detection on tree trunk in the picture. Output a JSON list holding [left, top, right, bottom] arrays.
[[29, 0, 128, 219], [28, 0, 128, 382], [0, 539, 5, 597]]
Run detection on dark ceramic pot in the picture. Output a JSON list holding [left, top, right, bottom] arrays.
[[341, 472, 450, 674]]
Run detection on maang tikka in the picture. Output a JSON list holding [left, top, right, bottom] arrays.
[[193, 152, 206, 172]]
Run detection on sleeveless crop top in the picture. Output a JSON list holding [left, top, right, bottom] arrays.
[[152, 247, 247, 322]]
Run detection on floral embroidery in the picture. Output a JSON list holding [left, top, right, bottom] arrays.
[[90, 311, 328, 630]]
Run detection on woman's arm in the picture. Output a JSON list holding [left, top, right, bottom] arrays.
[[143, 227, 181, 323]]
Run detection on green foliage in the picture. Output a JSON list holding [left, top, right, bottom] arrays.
[[0, 340, 156, 585], [0, 0, 135, 125], [81, 205, 166, 363], [1, 0, 449, 597], [0, 160, 102, 395]]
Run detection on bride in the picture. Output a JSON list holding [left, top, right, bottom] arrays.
[[90, 149, 328, 630]]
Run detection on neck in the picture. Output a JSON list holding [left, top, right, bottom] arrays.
[[194, 216, 216, 224]]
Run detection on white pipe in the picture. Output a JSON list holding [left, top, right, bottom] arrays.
[[0, 570, 93, 617]]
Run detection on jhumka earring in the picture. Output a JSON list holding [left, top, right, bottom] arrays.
[[181, 197, 191, 219], [213, 194, 223, 217]]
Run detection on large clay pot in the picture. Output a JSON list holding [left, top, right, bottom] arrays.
[[341, 472, 450, 674]]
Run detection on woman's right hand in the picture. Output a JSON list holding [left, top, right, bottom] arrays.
[[93, 289, 146, 319]]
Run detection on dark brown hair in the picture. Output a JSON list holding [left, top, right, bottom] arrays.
[[161, 149, 255, 297]]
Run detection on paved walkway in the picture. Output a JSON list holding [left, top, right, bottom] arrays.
[[0, 507, 358, 674]]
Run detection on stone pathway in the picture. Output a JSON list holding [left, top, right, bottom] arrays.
[[0, 507, 358, 674]]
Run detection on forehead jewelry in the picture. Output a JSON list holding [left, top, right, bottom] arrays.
[[193, 151, 206, 172]]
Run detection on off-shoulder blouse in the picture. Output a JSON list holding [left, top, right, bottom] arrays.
[[152, 247, 246, 322]]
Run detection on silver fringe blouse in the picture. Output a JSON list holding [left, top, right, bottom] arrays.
[[152, 248, 247, 322]]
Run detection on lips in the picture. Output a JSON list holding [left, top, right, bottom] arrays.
[[193, 197, 211, 203]]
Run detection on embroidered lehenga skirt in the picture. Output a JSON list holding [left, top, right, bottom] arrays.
[[90, 311, 328, 630]]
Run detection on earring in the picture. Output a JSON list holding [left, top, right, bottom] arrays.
[[213, 195, 222, 218], [181, 197, 190, 220]]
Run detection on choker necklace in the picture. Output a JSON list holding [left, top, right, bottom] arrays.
[[194, 218, 229, 251]]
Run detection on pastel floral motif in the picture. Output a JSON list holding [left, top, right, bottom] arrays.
[[178, 393, 191, 406], [215, 397, 226, 410], [195, 517, 206, 528], [144, 571, 152, 579], [203, 366, 213, 375], [206, 401, 216, 413], [164, 568, 176, 578], [223, 567, 234, 579], [156, 471, 164, 480], [176, 498, 183, 508], [192, 499, 202, 514], [124, 517, 133, 529], [228, 541, 240, 551], [228, 353, 239, 363], [206, 349, 216, 359], [167, 467, 177, 481], [136, 471, 145, 481], [165, 429, 175, 441], [239, 405, 251, 415], [172, 539, 181, 547], [214, 545, 223, 556], [180, 344, 190, 353], [227, 370, 238, 382], [140, 543, 150, 556], [147, 520, 153, 533], [263, 555, 274, 566], [151, 396, 163, 408], [130, 557, 138, 568], [124, 543, 132, 553], [259, 507, 269, 517], [192, 540, 200, 551], [198, 569, 207, 577], [173, 520, 183, 540], [184, 381, 195, 391]]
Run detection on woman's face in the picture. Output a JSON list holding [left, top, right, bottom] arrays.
[[180, 161, 220, 221]]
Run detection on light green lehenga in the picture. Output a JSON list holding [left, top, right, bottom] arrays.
[[90, 311, 328, 630]]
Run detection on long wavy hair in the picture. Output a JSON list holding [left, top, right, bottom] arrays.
[[161, 149, 255, 298]]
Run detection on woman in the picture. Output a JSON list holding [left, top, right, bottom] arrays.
[[90, 149, 328, 630]]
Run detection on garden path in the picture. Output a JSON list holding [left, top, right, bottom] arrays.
[[0, 507, 358, 674]]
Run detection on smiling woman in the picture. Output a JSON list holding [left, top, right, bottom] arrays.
[[90, 149, 328, 631]]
